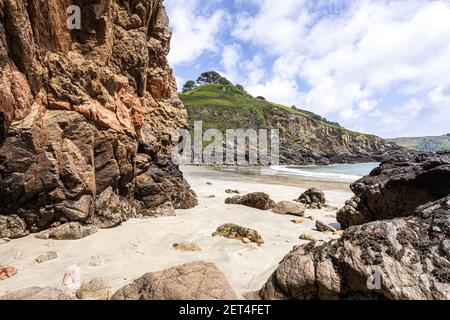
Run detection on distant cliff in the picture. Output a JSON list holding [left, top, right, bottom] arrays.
[[180, 83, 399, 165], [388, 135, 450, 152]]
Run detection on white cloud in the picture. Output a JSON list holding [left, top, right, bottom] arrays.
[[246, 78, 305, 106], [231, 0, 450, 136], [166, 0, 228, 65], [221, 44, 241, 80]]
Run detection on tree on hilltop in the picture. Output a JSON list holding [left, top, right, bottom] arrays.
[[196, 71, 231, 86], [182, 80, 196, 93]]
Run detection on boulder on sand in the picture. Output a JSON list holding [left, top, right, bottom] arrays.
[[111, 261, 238, 300], [35, 251, 58, 264], [272, 201, 305, 216], [296, 188, 326, 209], [315, 220, 337, 233], [173, 242, 202, 252], [225, 192, 274, 210], [213, 223, 264, 244], [0, 264, 17, 280]]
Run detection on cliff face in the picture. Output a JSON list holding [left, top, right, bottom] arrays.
[[0, 0, 197, 238], [181, 84, 399, 165]]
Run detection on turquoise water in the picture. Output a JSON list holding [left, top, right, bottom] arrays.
[[270, 163, 379, 183]]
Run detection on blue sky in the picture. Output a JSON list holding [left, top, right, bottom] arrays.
[[165, 0, 450, 138]]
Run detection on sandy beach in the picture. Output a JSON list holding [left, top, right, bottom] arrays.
[[0, 166, 353, 299]]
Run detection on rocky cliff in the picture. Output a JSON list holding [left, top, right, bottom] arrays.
[[0, 0, 197, 238], [181, 83, 399, 165]]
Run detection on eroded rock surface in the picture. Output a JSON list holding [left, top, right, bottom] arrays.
[[272, 201, 305, 216], [111, 261, 238, 300], [0, 0, 197, 237], [225, 192, 274, 210], [251, 195, 450, 300], [35, 222, 97, 240], [337, 151, 450, 228]]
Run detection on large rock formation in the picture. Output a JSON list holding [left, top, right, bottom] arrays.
[[337, 151, 450, 229], [251, 151, 450, 300], [0, 287, 75, 300], [0, 0, 197, 236], [251, 195, 450, 300]]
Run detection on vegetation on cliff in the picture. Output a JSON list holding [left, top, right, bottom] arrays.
[[388, 135, 450, 152], [179, 73, 398, 164]]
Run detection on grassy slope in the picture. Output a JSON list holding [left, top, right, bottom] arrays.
[[180, 84, 377, 139], [388, 135, 450, 152]]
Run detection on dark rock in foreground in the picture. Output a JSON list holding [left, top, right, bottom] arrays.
[[250, 196, 450, 300], [111, 261, 238, 300], [337, 150, 450, 229], [225, 192, 275, 210]]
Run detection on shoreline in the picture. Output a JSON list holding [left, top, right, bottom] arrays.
[[0, 166, 353, 298]]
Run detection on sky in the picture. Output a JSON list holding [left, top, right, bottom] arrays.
[[165, 0, 450, 138]]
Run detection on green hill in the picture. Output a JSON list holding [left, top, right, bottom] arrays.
[[179, 81, 398, 165], [388, 135, 450, 152]]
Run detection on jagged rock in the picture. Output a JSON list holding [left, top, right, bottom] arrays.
[[141, 202, 175, 218], [0, 287, 74, 300], [0, 215, 29, 239], [225, 189, 240, 194], [272, 201, 305, 216], [111, 261, 238, 300], [252, 196, 450, 300], [61, 265, 82, 292], [88, 256, 104, 267], [291, 219, 304, 224], [35, 251, 57, 264], [225, 192, 274, 210], [213, 223, 264, 244], [0, 0, 197, 237], [337, 151, 450, 229], [296, 188, 326, 209], [76, 277, 111, 300], [35, 222, 97, 240], [0, 264, 17, 280], [316, 220, 337, 233], [173, 242, 202, 252]]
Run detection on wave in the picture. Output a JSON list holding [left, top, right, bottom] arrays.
[[270, 165, 363, 183]]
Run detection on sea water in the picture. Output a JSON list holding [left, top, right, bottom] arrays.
[[270, 163, 379, 183]]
